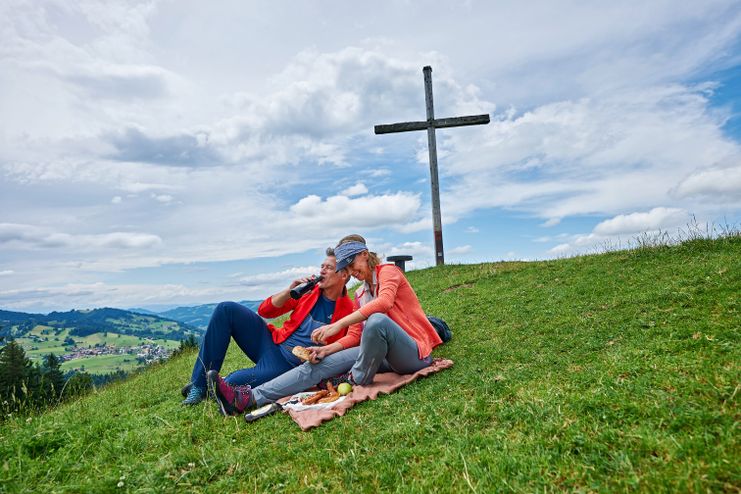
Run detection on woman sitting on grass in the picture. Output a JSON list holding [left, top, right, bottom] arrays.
[[207, 234, 443, 416]]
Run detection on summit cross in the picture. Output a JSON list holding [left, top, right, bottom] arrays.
[[374, 66, 490, 266]]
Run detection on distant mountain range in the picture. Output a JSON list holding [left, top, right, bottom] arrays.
[[0, 307, 200, 342], [0, 300, 265, 344], [129, 300, 262, 329]]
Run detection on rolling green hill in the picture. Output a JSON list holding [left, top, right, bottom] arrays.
[[0, 307, 200, 342], [0, 308, 201, 375], [0, 236, 738, 492]]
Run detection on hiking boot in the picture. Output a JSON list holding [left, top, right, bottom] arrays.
[[319, 371, 355, 390], [207, 370, 254, 416], [181, 385, 206, 406], [181, 382, 193, 398]]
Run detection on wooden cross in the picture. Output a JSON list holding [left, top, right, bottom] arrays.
[[374, 66, 490, 265]]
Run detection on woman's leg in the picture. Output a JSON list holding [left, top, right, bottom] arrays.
[[189, 301, 273, 389], [351, 313, 432, 385], [251, 348, 360, 406]]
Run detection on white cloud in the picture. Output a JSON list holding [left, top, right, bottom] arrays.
[[0, 282, 228, 313], [673, 162, 741, 201], [465, 226, 479, 233], [593, 207, 689, 235], [442, 84, 741, 222], [287, 192, 422, 231], [0, 270, 13, 276], [367, 168, 392, 177], [386, 241, 434, 259], [546, 207, 695, 256], [540, 218, 561, 227], [449, 245, 472, 255], [152, 193, 173, 203], [342, 182, 368, 197], [0, 223, 162, 250], [236, 266, 318, 287]]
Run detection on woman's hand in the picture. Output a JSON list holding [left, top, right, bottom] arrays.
[[306, 345, 334, 364], [311, 323, 342, 344]]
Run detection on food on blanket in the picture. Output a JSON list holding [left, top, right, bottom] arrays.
[[291, 346, 313, 362], [316, 381, 339, 403], [337, 382, 352, 396], [301, 390, 328, 405], [317, 392, 340, 404]]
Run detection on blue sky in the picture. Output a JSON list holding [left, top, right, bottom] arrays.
[[1, 1, 740, 313]]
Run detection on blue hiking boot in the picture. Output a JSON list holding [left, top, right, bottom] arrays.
[[181, 382, 193, 398], [181, 385, 206, 406]]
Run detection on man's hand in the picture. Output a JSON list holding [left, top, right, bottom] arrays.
[[271, 275, 316, 309], [289, 276, 314, 290], [311, 323, 342, 345]]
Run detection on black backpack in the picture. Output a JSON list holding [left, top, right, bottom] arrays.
[[427, 315, 452, 343]]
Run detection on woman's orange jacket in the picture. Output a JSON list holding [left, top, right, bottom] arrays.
[[335, 264, 442, 359]]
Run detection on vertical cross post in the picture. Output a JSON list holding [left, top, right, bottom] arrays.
[[374, 66, 490, 267], [423, 66, 445, 265]]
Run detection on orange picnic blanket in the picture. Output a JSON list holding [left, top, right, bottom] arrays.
[[277, 358, 454, 431]]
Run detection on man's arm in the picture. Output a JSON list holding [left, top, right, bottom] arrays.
[[257, 277, 309, 318]]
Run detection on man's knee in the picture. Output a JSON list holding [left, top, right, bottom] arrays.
[[295, 362, 317, 381], [215, 301, 239, 313]]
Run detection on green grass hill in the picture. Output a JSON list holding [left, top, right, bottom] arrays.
[[0, 237, 738, 492]]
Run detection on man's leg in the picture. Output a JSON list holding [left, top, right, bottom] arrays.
[[223, 342, 294, 387], [350, 313, 432, 385], [189, 301, 272, 389], [251, 348, 360, 406]]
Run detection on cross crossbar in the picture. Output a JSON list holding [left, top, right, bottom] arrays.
[[374, 114, 490, 134]]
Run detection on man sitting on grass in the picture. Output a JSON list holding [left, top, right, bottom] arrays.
[[181, 248, 353, 405]]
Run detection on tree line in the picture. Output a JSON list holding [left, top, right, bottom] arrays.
[[0, 334, 199, 419], [0, 340, 93, 418]]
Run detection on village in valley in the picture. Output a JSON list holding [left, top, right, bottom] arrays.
[[15, 325, 183, 374], [58, 342, 172, 367]]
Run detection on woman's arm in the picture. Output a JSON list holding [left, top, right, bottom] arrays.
[[305, 342, 344, 363], [310, 309, 367, 344]]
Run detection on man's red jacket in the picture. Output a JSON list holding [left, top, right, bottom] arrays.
[[257, 285, 355, 344]]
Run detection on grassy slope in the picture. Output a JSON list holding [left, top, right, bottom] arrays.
[[0, 237, 738, 493]]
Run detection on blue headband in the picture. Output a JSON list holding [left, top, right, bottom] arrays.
[[334, 241, 368, 272]]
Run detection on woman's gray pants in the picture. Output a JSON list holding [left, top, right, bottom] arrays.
[[251, 313, 432, 406]]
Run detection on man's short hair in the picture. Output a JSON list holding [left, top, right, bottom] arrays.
[[326, 247, 335, 256]]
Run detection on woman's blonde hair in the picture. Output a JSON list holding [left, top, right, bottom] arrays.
[[336, 234, 381, 269]]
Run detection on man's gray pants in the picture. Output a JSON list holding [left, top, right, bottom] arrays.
[[252, 313, 432, 406]]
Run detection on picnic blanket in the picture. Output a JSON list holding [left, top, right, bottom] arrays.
[[277, 358, 454, 431]]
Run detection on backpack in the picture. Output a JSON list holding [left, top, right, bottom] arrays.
[[427, 315, 452, 343]]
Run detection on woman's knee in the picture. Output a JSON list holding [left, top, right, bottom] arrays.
[[365, 313, 392, 333]]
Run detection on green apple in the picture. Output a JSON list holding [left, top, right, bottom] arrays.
[[337, 382, 352, 396]]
